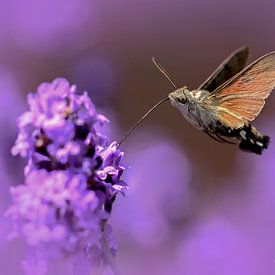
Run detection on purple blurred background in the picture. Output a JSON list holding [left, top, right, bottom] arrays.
[[0, 0, 275, 274]]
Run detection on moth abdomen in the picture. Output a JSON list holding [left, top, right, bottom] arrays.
[[238, 125, 270, 155], [212, 122, 269, 155]]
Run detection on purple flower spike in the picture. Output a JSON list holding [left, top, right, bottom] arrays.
[[7, 78, 127, 274]]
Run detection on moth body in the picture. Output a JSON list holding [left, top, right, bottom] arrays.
[[162, 47, 275, 155], [169, 87, 270, 154], [119, 47, 274, 154]]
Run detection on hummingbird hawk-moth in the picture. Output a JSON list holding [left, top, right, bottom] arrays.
[[119, 47, 275, 155]]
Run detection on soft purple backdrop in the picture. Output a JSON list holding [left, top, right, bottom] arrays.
[[0, 0, 275, 274]]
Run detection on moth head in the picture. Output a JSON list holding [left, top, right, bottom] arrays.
[[168, 86, 189, 107]]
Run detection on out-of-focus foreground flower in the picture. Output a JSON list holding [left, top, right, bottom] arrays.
[[6, 78, 127, 274]]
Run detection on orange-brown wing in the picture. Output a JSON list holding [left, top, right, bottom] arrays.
[[207, 51, 275, 128]]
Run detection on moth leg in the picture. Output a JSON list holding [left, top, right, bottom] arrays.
[[214, 130, 236, 145], [204, 130, 224, 143]]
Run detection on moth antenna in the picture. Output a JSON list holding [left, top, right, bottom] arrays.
[[152, 57, 178, 89], [117, 97, 169, 147]]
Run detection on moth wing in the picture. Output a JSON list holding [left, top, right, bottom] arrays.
[[198, 46, 249, 92], [207, 51, 275, 128]]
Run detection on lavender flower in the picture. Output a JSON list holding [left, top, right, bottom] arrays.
[[7, 78, 127, 274]]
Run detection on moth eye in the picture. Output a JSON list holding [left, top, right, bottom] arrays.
[[179, 96, 187, 104]]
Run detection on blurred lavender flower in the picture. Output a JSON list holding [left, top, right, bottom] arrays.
[[6, 78, 127, 274], [111, 134, 192, 275], [6, 0, 98, 53], [0, 68, 26, 275], [175, 216, 255, 275], [113, 137, 191, 247]]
